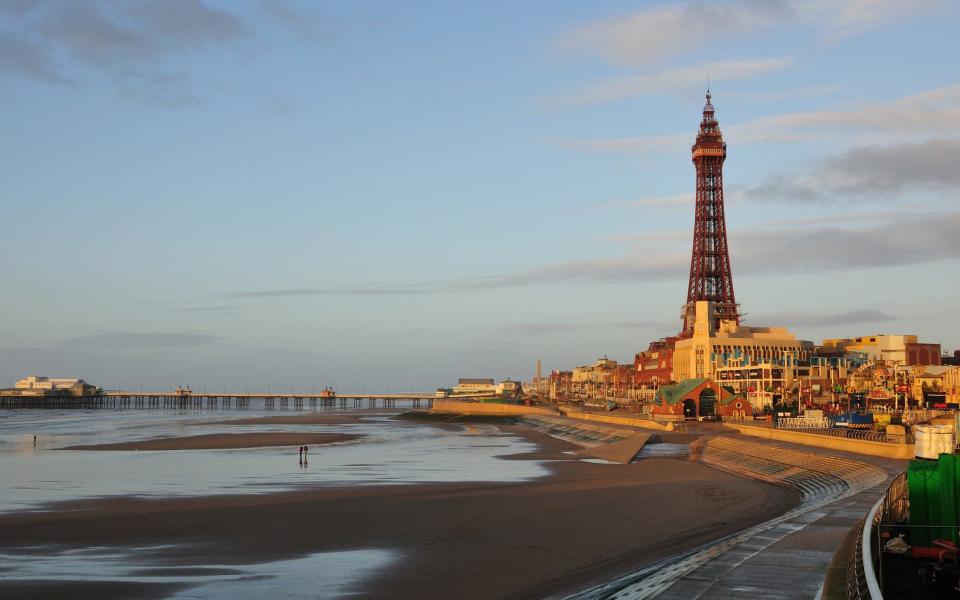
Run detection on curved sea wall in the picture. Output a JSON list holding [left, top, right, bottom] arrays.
[[429, 400, 558, 416], [558, 410, 671, 431], [568, 436, 891, 600]]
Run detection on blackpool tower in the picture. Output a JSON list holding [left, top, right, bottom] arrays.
[[681, 90, 739, 336]]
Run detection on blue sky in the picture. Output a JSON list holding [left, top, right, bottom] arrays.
[[2, 0, 958, 392]]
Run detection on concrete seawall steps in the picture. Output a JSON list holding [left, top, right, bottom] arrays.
[[520, 416, 640, 447], [694, 437, 887, 504], [520, 416, 653, 463], [564, 437, 889, 600]]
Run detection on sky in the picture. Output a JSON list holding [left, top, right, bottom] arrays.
[[2, 0, 959, 392]]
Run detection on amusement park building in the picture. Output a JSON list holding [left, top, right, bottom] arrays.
[[822, 335, 941, 366]]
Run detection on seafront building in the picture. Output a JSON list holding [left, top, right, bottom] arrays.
[[13, 376, 97, 396], [822, 334, 941, 366], [910, 365, 960, 405], [671, 301, 815, 409], [633, 338, 676, 386], [453, 378, 496, 395]]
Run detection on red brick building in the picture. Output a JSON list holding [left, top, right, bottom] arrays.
[[905, 342, 941, 366], [649, 378, 752, 420], [634, 338, 677, 386]]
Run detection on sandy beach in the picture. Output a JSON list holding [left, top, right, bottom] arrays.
[[0, 424, 799, 599], [61, 432, 359, 451]]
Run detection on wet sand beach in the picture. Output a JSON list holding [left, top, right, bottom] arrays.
[[0, 425, 799, 600], [61, 432, 359, 451], [212, 414, 365, 426]]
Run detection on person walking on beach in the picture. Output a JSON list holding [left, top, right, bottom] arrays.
[[303, 446, 309, 465], [298, 445, 304, 464]]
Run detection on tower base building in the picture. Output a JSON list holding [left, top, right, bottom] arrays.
[[672, 301, 814, 409]]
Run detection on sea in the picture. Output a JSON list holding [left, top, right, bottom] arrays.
[[0, 405, 551, 598]]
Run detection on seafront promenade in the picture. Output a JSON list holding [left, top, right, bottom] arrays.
[[426, 403, 909, 599]]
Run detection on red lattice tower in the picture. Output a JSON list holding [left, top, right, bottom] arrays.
[[681, 90, 739, 336]]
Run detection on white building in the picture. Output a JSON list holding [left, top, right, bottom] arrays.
[[453, 378, 496, 395], [15, 376, 88, 394], [496, 379, 522, 397]]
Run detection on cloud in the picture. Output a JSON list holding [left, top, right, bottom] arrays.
[[825, 0, 943, 41], [559, 132, 688, 155], [566, 83, 960, 154], [61, 332, 222, 348], [35, 1, 246, 69], [554, 57, 792, 104], [500, 323, 591, 336], [747, 308, 898, 328], [167, 305, 238, 315], [131, 0, 246, 48], [499, 321, 665, 336], [258, 0, 333, 41], [0, 33, 71, 84], [558, 2, 793, 67], [224, 209, 960, 299], [733, 211, 960, 274], [731, 84, 960, 143], [723, 84, 842, 102], [558, 0, 941, 67], [738, 138, 960, 203], [1, 1, 249, 105]]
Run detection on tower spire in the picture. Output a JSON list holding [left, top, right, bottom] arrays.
[[681, 91, 738, 337]]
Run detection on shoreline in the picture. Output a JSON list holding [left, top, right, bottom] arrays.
[[61, 432, 360, 451], [0, 421, 800, 599], [211, 414, 367, 426]]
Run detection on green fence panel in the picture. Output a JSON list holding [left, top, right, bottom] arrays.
[[908, 459, 939, 546], [939, 453, 959, 543]]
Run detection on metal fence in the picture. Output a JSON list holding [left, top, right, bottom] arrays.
[[847, 472, 908, 599], [723, 418, 905, 444], [846, 515, 870, 599]]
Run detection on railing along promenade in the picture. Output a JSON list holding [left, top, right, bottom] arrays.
[[723, 417, 906, 444], [846, 471, 908, 599], [0, 390, 474, 410]]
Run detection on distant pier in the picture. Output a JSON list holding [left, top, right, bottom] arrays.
[[0, 391, 443, 411]]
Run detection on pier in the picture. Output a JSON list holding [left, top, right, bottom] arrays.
[[0, 391, 453, 410]]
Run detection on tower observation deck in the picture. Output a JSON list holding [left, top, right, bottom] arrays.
[[681, 91, 739, 336]]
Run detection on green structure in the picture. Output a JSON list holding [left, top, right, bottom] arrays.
[[908, 454, 960, 546]]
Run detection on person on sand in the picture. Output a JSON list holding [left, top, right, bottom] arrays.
[[303, 446, 309, 464], [298, 445, 303, 464]]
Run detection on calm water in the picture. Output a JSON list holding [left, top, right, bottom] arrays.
[[0, 408, 550, 513], [0, 408, 553, 598]]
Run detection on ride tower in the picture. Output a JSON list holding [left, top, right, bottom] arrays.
[[681, 90, 739, 337]]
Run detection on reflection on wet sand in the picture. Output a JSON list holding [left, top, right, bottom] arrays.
[[0, 411, 548, 512], [0, 546, 396, 600]]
